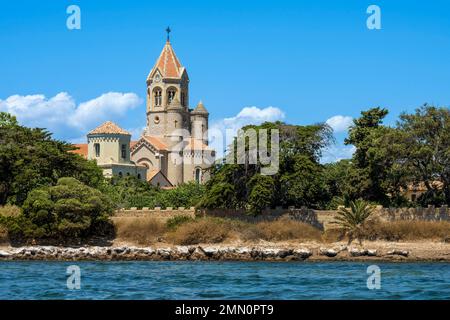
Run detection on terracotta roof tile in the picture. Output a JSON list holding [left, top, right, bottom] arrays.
[[150, 41, 183, 78], [143, 135, 168, 151], [70, 144, 88, 159], [88, 121, 130, 135], [130, 141, 138, 149]]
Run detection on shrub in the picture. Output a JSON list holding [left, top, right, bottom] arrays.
[[166, 215, 194, 230], [0, 225, 8, 244], [0, 205, 21, 218], [6, 177, 113, 241], [332, 199, 374, 245], [362, 220, 450, 241], [240, 218, 322, 242], [114, 217, 166, 245], [166, 217, 231, 245]]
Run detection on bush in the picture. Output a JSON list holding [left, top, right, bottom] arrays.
[[5, 177, 113, 242], [0, 205, 21, 218], [166, 215, 194, 230], [241, 218, 322, 242], [101, 177, 205, 209], [164, 216, 323, 244], [166, 217, 231, 245], [114, 217, 166, 245], [332, 199, 374, 244], [0, 225, 8, 244], [362, 220, 450, 241]]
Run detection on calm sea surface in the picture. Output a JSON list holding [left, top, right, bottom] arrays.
[[0, 261, 449, 299]]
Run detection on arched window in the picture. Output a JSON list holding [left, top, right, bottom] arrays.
[[154, 88, 162, 107], [94, 143, 100, 157], [137, 174, 141, 180], [121, 144, 127, 159], [167, 88, 177, 104], [195, 168, 202, 183], [118, 172, 123, 178]]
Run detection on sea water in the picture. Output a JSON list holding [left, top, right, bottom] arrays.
[[0, 261, 449, 299]]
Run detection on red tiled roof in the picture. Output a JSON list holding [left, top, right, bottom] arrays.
[[143, 135, 168, 151], [70, 144, 88, 159], [88, 121, 130, 135], [151, 41, 183, 78], [130, 141, 138, 149]]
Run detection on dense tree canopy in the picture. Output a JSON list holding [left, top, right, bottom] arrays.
[[0, 112, 104, 206], [2, 177, 113, 240], [199, 121, 334, 213]]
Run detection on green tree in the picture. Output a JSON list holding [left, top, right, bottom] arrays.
[[15, 177, 113, 239], [0, 112, 104, 206], [344, 107, 390, 204], [394, 105, 450, 205], [332, 199, 374, 245], [199, 121, 334, 213]]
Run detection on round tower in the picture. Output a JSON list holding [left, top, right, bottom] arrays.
[[166, 98, 184, 186], [190, 101, 209, 145]]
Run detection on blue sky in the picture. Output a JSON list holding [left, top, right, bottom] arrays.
[[1, 0, 450, 162]]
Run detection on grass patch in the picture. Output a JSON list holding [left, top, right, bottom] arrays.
[[166, 215, 194, 230], [166, 217, 231, 245], [241, 218, 322, 242], [114, 217, 166, 245], [363, 220, 450, 241]]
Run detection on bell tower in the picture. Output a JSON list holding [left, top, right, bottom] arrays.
[[145, 28, 189, 137]]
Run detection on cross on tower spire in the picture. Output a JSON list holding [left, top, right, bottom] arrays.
[[166, 26, 171, 42]]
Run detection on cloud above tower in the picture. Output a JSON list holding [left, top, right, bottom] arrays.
[[0, 92, 142, 141]]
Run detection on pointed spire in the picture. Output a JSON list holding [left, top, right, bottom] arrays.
[[192, 100, 209, 115], [148, 40, 184, 79]]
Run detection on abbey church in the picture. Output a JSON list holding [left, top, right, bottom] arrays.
[[73, 35, 215, 187]]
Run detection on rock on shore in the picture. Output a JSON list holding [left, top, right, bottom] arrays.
[[0, 246, 313, 262], [0, 243, 436, 261]]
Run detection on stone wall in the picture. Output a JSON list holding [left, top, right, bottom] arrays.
[[112, 205, 450, 229], [114, 207, 196, 220], [374, 205, 450, 222]]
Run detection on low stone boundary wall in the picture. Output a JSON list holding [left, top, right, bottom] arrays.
[[112, 205, 450, 228], [374, 205, 450, 221], [197, 207, 323, 229], [114, 207, 196, 220]]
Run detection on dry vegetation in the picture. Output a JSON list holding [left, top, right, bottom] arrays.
[[0, 205, 21, 245], [114, 216, 325, 245], [362, 220, 450, 241], [3, 207, 449, 246], [0, 205, 21, 218], [113, 217, 166, 245]]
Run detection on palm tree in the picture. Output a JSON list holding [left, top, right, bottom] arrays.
[[332, 199, 374, 245]]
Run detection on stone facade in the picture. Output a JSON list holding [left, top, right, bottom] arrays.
[[73, 36, 215, 186], [130, 38, 215, 186], [86, 121, 147, 180]]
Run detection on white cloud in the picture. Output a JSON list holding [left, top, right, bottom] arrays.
[[126, 126, 146, 140], [210, 106, 285, 136], [326, 115, 353, 133], [321, 144, 356, 163], [69, 92, 142, 131], [0, 92, 142, 139], [209, 106, 285, 158]]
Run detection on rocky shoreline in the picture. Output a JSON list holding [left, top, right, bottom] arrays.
[[0, 243, 448, 262]]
